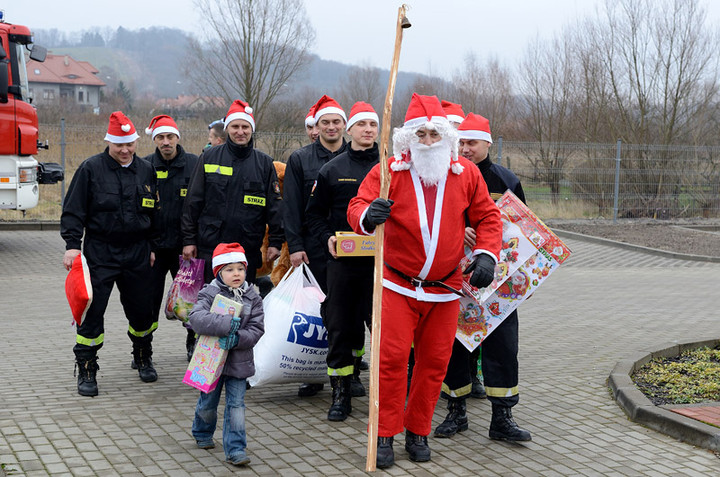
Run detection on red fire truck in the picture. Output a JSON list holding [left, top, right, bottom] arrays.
[[0, 11, 62, 212]]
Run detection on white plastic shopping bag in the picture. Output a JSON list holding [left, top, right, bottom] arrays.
[[248, 264, 328, 387]]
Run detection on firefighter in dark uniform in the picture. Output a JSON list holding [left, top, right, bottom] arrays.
[[284, 95, 348, 397], [142, 115, 199, 361], [305, 102, 379, 421], [62, 111, 159, 397], [435, 113, 532, 441], [181, 100, 283, 284]]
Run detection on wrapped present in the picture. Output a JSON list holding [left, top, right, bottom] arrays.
[[456, 191, 571, 351], [182, 294, 243, 393]]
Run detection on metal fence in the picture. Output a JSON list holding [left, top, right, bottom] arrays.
[[22, 122, 720, 220], [497, 139, 720, 220]]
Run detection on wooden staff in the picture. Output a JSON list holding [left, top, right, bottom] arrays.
[[366, 4, 411, 472]]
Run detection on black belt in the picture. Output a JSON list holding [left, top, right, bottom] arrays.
[[384, 263, 463, 297]]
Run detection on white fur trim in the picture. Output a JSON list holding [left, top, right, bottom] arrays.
[[404, 115, 450, 129], [305, 116, 316, 127], [391, 160, 411, 171], [314, 106, 347, 122], [224, 112, 256, 131], [104, 132, 139, 143], [347, 111, 379, 130], [150, 125, 180, 140], [457, 129, 492, 144], [451, 161, 464, 174], [213, 251, 248, 270], [446, 114, 465, 124]]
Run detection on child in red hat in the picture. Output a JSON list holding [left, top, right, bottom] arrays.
[[188, 242, 265, 466]]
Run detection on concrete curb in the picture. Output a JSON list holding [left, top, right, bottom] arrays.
[[608, 338, 720, 451], [554, 229, 720, 263], [0, 221, 60, 231]]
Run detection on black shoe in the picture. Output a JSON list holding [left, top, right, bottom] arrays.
[[133, 346, 158, 383], [297, 382, 324, 397], [327, 376, 352, 421], [358, 358, 369, 371], [434, 398, 468, 438], [130, 357, 153, 370], [470, 376, 487, 399], [75, 356, 99, 397], [376, 436, 394, 468], [489, 404, 532, 441], [405, 430, 431, 462]]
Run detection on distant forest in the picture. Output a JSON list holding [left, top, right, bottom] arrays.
[[33, 26, 432, 103]]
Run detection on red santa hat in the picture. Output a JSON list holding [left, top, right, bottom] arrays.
[[305, 104, 317, 127], [458, 113, 493, 144], [212, 242, 248, 277], [441, 100, 466, 124], [403, 93, 448, 130], [346, 101, 379, 130], [104, 111, 139, 143], [145, 114, 180, 140], [65, 253, 93, 326], [224, 100, 256, 131], [312, 95, 347, 123]]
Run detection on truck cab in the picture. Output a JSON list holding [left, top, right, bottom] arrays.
[[0, 10, 61, 211]]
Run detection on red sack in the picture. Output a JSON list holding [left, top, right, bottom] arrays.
[[65, 253, 93, 326]]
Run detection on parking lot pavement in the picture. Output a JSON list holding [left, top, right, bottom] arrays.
[[1, 229, 719, 476]]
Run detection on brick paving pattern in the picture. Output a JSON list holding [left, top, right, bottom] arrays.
[[1, 230, 720, 475], [670, 406, 720, 428]]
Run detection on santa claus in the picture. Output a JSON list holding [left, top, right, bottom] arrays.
[[347, 93, 502, 469]]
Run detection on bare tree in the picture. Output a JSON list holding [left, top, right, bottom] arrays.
[[335, 63, 384, 113], [185, 0, 316, 124], [592, 0, 719, 145], [451, 54, 515, 135], [516, 33, 580, 202]]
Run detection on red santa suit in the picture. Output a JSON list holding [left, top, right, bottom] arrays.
[[347, 151, 502, 438]]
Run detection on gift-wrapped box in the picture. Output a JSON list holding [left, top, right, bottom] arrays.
[[456, 191, 571, 351], [182, 294, 243, 393]]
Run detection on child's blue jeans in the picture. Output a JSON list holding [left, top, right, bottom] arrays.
[[192, 375, 247, 460]]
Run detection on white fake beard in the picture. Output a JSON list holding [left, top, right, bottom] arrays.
[[410, 139, 452, 186]]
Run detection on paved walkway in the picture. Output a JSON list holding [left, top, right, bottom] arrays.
[[1, 230, 720, 476]]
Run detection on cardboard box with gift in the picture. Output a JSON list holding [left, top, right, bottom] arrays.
[[182, 294, 243, 393], [455, 191, 571, 351], [335, 231, 376, 257]]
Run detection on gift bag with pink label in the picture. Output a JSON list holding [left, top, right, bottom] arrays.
[[164, 257, 205, 322]]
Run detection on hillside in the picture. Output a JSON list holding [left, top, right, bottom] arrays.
[[38, 27, 437, 103]]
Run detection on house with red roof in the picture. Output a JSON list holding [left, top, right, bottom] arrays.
[[27, 54, 106, 109]]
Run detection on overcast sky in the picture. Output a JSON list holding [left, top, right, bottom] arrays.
[[5, 0, 720, 78]]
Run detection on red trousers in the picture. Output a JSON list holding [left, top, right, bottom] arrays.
[[378, 289, 459, 437]]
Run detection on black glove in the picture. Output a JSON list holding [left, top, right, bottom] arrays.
[[362, 198, 394, 231], [464, 253, 496, 289]]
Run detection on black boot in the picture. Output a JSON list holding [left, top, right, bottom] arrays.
[[376, 436, 394, 468], [405, 430, 431, 462], [298, 382, 324, 397], [471, 374, 487, 399], [75, 356, 99, 397], [350, 357, 366, 397], [186, 328, 196, 362], [133, 344, 158, 383], [489, 403, 532, 441], [434, 397, 468, 438], [327, 376, 352, 421]]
